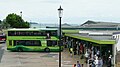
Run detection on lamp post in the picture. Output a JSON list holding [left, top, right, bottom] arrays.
[[20, 11, 22, 18], [58, 6, 63, 67]]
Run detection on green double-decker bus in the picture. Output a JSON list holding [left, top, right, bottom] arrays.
[[7, 28, 60, 52]]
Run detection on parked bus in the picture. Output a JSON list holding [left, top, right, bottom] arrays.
[[7, 28, 60, 52]]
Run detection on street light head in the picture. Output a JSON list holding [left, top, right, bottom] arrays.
[[58, 6, 63, 11], [20, 11, 22, 18], [58, 6, 63, 18]]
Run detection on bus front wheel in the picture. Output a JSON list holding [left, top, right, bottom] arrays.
[[17, 47, 23, 52], [44, 48, 50, 52]]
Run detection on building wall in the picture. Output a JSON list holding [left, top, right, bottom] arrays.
[[113, 34, 120, 51]]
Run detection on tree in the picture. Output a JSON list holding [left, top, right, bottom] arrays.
[[2, 19, 10, 29], [5, 13, 30, 28]]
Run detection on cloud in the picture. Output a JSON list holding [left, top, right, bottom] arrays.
[[0, 0, 120, 24]]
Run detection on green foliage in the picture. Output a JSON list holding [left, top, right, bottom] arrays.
[[2, 19, 10, 29], [5, 13, 30, 28]]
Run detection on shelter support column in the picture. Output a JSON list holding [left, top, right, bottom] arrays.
[[113, 44, 117, 67]]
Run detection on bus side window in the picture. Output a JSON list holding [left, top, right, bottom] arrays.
[[47, 40, 52, 46], [52, 40, 57, 46]]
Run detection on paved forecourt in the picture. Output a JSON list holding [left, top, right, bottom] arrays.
[[0, 45, 76, 67], [0, 50, 88, 67], [0, 51, 59, 67]]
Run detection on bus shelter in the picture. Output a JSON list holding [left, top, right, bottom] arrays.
[[63, 33, 116, 66]]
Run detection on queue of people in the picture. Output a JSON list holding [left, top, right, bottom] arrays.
[[85, 48, 113, 67], [64, 38, 113, 67], [70, 47, 112, 67], [85, 49, 113, 67]]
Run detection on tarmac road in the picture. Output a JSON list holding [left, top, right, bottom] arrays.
[[0, 43, 5, 63], [0, 43, 74, 67]]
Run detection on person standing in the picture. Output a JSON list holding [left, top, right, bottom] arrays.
[[85, 49, 89, 64], [70, 47, 73, 57], [73, 42, 77, 55], [100, 57, 103, 67], [80, 43, 83, 54], [107, 57, 112, 67], [77, 42, 80, 55], [96, 50, 100, 57], [95, 57, 101, 67]]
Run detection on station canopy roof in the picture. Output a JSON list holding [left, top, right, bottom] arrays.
[[65, 33, 116, 45]]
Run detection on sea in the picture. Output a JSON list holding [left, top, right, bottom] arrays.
[[30, 23, 79, 28]]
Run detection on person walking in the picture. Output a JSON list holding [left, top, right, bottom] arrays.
[[76, 61, 81, 67]]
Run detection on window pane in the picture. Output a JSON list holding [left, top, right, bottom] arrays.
[[8, 30, 57, 36], [47, 40, 52, 46], [13, 40, 41, 46], [47, 40, 57, 46], [9, 40, 12, 46]]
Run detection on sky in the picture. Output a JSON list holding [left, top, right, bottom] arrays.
[[0, 0, 120, 24]]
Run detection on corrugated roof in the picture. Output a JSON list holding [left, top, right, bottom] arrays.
[[72, 34, 114, 40], [80, 20, 120, 28], [65, 34, 115, 44]]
